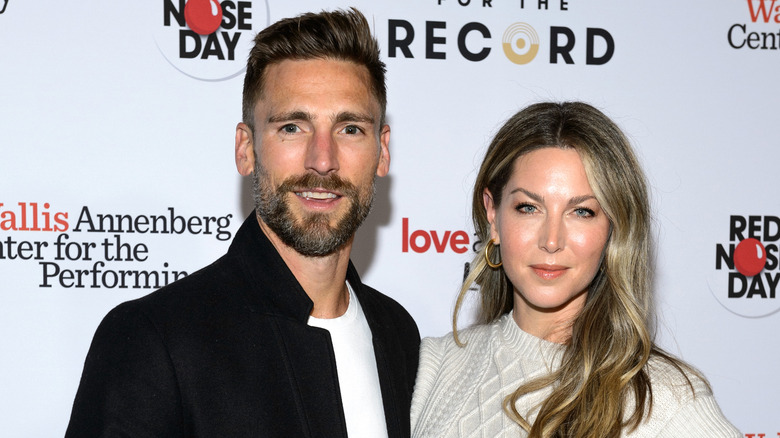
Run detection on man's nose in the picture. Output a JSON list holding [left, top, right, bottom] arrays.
[[304, 131, 339, 175]]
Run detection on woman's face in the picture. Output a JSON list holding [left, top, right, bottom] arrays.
[[485, 147, 611, 340]]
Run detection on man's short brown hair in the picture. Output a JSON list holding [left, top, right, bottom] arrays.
[[242, 8, 387, 132]]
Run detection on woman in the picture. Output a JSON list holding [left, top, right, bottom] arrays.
[[410, 102, 740, 437]]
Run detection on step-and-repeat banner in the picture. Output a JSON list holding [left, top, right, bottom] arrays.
[[1, 0, 776, 435]]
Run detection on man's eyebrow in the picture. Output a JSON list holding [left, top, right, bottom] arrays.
[[267, 111, 375, 125], [334, 111, 375, 125], [267, 111, 311, 124]]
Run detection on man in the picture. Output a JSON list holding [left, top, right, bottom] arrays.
[[66, 8, 420, 437]]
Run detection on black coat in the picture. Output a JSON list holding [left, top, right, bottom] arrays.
[[66, 213, 420, 437]]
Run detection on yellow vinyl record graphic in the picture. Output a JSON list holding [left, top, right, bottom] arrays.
[[502, 23, 540, 64]]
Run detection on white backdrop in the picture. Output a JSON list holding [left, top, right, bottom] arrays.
[[1, 0, 777, 436]]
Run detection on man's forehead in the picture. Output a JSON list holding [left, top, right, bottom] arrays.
[[254, 59, 380, 123], [263, 58, 371, 88]]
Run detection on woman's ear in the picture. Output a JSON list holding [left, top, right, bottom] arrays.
[[483, 188, 500, 244]]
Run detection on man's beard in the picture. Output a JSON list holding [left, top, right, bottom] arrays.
[[252, 161, 375, 257]]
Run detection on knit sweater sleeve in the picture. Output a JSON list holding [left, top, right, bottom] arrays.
[[631, 358, 742, 437], [410, 336, 447, 435], [655, 393, 742, 437]]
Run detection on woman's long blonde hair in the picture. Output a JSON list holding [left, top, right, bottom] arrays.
[[454, 102, 699, 437]]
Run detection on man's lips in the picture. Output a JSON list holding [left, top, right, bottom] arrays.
[[530, 264, 568, 280], [294, 189, 342, 201]]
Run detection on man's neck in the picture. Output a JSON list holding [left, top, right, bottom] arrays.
[[258, 218, 352, 319]]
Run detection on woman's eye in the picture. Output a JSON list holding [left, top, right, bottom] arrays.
[[516, 204, 536, 214], [574, 207, 595, 218]]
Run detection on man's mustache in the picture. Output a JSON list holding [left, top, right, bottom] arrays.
[[278, 173, 359, 199]]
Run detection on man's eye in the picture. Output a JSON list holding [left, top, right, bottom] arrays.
[[343, 125, 362, 135], [281, 124, 299, 134]]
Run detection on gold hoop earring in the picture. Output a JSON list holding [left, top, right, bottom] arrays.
[[484, 238, 502, 269]]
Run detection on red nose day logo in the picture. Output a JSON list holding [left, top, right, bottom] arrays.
[[709, 215, 780, 318], [154, 0, 270, 81], [185, 0, 223, 35], [734, 237, 766, 277]]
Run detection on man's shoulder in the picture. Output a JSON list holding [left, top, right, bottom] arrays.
[[100, 254, 248, 331], [357, 282, 407, 312], [135, 254, 239, 306], [354, 282, 420, 358], [356, 283, 417, 327]]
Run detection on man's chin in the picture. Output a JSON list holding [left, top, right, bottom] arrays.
[[284, 225, 351, 257], [289, 206, 347, 229]]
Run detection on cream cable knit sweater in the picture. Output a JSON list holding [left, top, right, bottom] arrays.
[[410, 313, 741, 438]]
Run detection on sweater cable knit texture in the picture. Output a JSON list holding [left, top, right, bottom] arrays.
[[411, 313, 741, 438]]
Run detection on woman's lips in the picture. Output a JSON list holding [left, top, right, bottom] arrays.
[[530, 264, 567, 280]]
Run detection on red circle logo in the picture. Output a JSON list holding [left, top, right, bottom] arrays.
[[734, 238, 766, 277], [184, 0, 223, 35]]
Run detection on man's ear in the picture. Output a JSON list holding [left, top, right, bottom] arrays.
[[483, 188, 500, 244], [235, 122, 255, 176], [375, 124, 390, 177]]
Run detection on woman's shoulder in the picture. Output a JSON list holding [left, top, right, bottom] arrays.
[[421, 320, 499, 355], [645, 354, 712, 401], [630, 355, 741, 437], [411, 319, 508, 437], [416, 321, 498, 381]]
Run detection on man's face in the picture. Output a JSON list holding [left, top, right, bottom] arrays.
[[239, 58, 390, 257]]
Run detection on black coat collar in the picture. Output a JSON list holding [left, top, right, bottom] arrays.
[[227, 212, 366, 324]]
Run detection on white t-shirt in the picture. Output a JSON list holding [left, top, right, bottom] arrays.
[[308, 284, 389, 438]]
